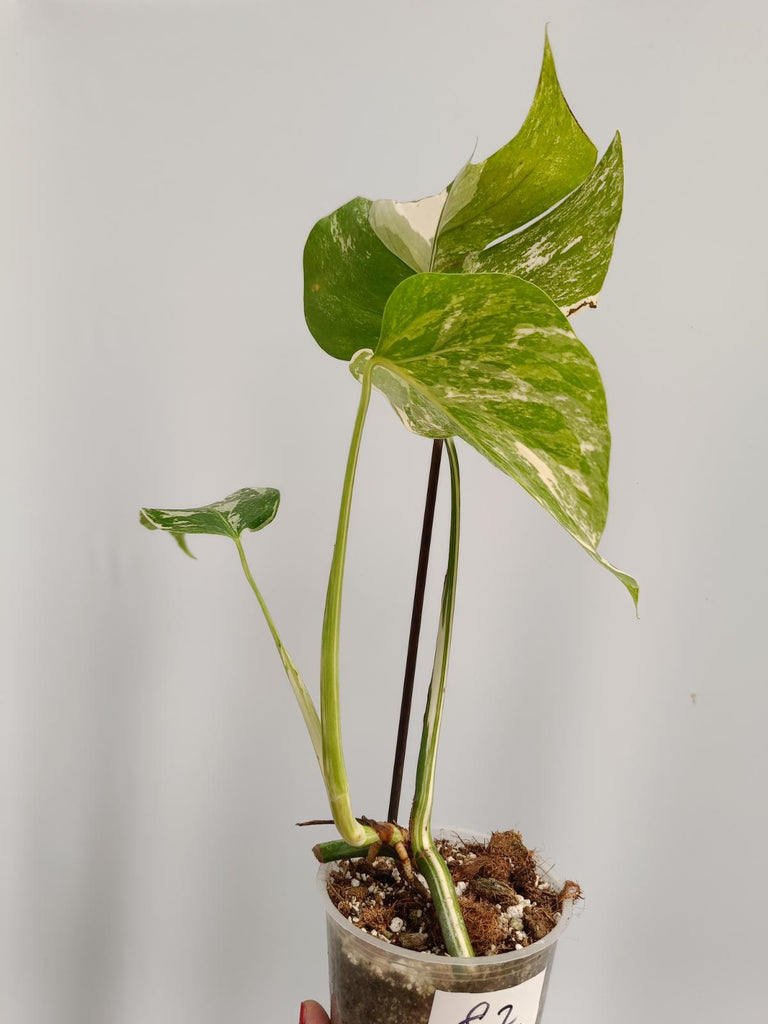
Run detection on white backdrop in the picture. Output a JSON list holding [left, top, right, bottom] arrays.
[[2, 1, 767, 1022]]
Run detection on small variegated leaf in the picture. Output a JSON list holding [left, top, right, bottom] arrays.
[[433, 35, 597, 271], [303, 197, 413, 360], [368, 190, 448, 273], [464, 133, 624, 314], [352, 273, 637, 604], [140, 487, 280, 555]]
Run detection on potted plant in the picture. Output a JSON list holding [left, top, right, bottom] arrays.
[[140, 32, 636, 1024]]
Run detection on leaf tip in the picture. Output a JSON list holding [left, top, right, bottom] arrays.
[[172, 532, 196, 559], [626, 577, 640, 617], [609, 565, 639, 614], [535, 26, 597, 165], [540, 23, 558, 84], [590, 547, 639, 614], [543, 23, 553, 57]]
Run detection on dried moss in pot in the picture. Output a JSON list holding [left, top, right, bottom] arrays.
[[326, 831, 579, 956], [320, 833, 579, 1024]]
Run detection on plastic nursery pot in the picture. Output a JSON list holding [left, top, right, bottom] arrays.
[[318, 830, 574, 1024]]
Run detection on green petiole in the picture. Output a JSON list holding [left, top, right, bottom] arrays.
[[319, 366, 374, 847], [234, 536, 323, 771], [409, 438, 474, 957]]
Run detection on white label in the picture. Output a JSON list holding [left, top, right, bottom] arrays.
[[428, 969, 547, 1024]]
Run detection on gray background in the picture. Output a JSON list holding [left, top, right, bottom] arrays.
[[2, 1, 766, 1022]]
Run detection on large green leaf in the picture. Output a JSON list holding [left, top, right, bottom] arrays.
[[351, 274, 637, 603], [303, 197, 413, 360], [433, 36, 597, 272], [464, 133, 624, 313], [140, 487, 280, 556]]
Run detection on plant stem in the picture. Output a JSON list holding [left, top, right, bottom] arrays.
[[409, 439, 474, 957], [234, 537, 323, 769], [312, 836, 399, 864], [320, 367, 374, 846], [388, 439, 443, 823]]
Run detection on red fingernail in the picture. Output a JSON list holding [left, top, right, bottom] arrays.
[[299, 1002, 307, 1024]]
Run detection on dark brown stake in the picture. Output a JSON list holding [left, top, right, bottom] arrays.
[[387, 439, 444, 824]]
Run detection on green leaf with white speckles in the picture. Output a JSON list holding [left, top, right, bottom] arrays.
[[140, 487, 280, 556], [351, 274, 637, 604], [303, 197, 413, 360], [433, 35, 597, 272], [464, 133, 624, 314]]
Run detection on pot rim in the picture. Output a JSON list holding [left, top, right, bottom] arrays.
[[317, 826, 574, 967]]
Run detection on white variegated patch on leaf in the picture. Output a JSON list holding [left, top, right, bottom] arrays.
[[368, 191, 447, 273], [140, 487, 280, 556], [464, 133, 624, 314], [352, 274, 637, 604]]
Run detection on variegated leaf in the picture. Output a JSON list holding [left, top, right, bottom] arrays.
[[303, 197, 413, 360], [433, 35, 597, 272], [351, 274, 637, 604], [368, 190, 448, 273], [140, 487, 280, 556], [464, 133, 624, 314]]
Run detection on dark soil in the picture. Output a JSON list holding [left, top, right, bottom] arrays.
[[327, 830, 580, 956]]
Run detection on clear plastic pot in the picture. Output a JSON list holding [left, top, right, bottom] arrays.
[[318, 830, 574, 1024]]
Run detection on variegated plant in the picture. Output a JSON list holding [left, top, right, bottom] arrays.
[[141, 35, 635, 957]]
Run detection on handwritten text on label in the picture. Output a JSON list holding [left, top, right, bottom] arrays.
[[428, 969, 547, 1024]]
